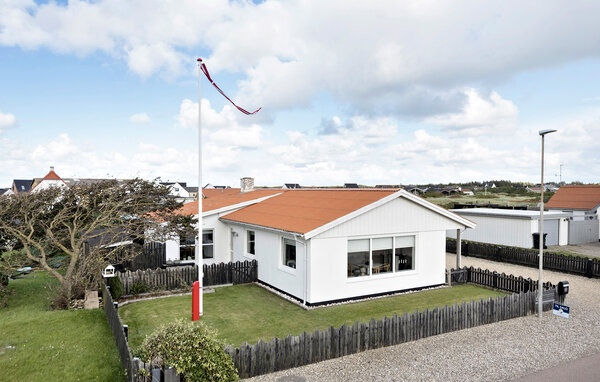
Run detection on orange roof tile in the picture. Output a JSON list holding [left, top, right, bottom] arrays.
[[546, 185, 600, 210], [220, 189, 397, 234], [203, 188, 241, 198], [42, 170, 63, 181], [178, 189, 284, 215]]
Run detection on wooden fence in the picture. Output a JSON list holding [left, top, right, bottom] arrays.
[[102, 282, 134, 380], [109, 265, 566, 380], [123, 242, 166, 271], [116, 260, 258, 295], [447, 238, 600, 278]]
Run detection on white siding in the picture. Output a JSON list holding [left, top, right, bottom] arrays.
[[447, 216, 535, 248], [230, 225, 306, 301], [315, 196, 464, 239], [308, 231, 446, 304]]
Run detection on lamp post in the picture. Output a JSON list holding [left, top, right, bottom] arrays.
[[538, 129, 557, 318]]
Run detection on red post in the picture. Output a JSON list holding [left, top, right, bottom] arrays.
[[192, 281, 200, 321]]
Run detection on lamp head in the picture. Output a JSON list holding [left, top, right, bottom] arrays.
[[539, 129, 557, 136]]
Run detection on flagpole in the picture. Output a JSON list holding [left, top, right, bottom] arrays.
[[197, 58, 203, 317]]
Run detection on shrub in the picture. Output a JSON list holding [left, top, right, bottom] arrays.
[[108, 276, 124, 300], [0, 269, 13, 308], [130, 281, 148, 295], [1, 250, 35, 268], [139, 319, 238, 382], [422, 191, 443, 198]]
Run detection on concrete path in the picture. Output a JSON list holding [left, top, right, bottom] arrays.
[[548, 241, 600, 258]]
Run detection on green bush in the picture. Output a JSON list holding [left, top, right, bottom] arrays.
[[1, 250, 35, 268], [108, 276, 124, 300], [139, 319, 238, 382], [130, 281, 148, 295], [0, 269, 12, 308], [422, 191, 443, 198]]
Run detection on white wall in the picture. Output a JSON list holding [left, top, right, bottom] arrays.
[[308, 231, 446, 304], [447, 216, 535, 248], [230, 224, 306, 301], [31, 179, 67, 193]]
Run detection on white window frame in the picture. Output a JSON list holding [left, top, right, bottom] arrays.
[[202, 229, 214, 259], [246, 230, 256, 257], [280, 237, 297, 273], [346, 234, 417, 280]]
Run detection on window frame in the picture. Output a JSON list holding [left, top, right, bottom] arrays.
[[246, 230, 256, 257], [347, 234, 416, 280], [202, 229, 214, 259], [281, 237, 297, 271]]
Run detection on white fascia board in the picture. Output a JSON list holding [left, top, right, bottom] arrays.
[[304, 189, 475, 240], [200, 193, 283, 218], [222, 220, 307, 240]]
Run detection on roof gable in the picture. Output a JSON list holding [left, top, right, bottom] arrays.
[[546, 185, 600, 210]]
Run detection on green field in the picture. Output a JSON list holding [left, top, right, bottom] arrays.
[[0, 272, 124, 382], [120, 283, 506, 352], [424, 193, 538, 209]]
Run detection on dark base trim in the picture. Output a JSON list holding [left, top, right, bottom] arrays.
[[257, 279, 444, 307]]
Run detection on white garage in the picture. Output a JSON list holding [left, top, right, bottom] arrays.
[[447, 208, 570, 248]]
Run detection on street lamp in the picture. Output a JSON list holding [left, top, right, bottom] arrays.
[[538, 128, 557, 318]]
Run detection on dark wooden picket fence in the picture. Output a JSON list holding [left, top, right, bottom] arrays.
[[447, 238, 600, 278], [107, 264, 566, 380], [102, 282, 134, 380], [116, 260, 258, 295], [121, 242, 166, 271]]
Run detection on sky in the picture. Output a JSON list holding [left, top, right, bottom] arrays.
[[1, 0, 600, 188]]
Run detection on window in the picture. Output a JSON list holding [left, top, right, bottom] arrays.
[[395, 236, 415, 271], [202, 230, 214, 259], [247, 230, 255, 255], [348, 235, 415, 278], [372, 238, 393, 274], [348, 239, 370, 277], [180, 234, 196, 261], [282, 238, 296, 269]]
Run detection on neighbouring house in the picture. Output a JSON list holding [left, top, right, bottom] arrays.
[[0, 188, 9, 196], [30, 167, 69, 193], [160, 182, 196, 203], [202, 188, 241, 199], [462, 188, 474, 196], [407, 187, 427, 195], [447, 208, 570, 248], [546, 185, 600, 243], [282, 183, 301, 189], [170, 184, 475, 305], [184, 186, 199, 199], [9, 179, 33, 194], [344, 183, 359, 189]]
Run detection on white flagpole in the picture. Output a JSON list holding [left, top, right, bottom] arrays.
[[197, 58, 203, 316]]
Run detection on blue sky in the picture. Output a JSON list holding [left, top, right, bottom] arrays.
[[1, 1, 600, 187]]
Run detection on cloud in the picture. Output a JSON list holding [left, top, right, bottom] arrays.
[[318, 116, 342, 135], [129, 112, 151, 124], [0, 110, 17, 131], [424, 88, 518, 135], [3, 1, 600, 112], [31, 133, 80, 161]]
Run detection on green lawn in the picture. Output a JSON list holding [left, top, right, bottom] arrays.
[[0, 272, 124, 382], [121, 283, 506, 352]]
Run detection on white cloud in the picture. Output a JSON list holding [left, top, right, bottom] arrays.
[[128, 112, 151, 124], [0, 110, 17, 130], [424, 89, 518, 135], [2, 1, 600, 109], [31, 133, 80, 161]]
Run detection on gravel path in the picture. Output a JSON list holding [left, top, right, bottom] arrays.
[[245, 254, 600, 382]]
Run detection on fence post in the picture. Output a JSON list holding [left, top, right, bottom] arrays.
[[123, 325, 128, 341], [586, 258, 593, 278], [114, 302, 118, 311], [493, 271, 498, 289]]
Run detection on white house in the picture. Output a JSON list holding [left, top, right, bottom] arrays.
[[546, 185, 600, 243], [447, 208, 570, 248], [30, 167, 68, 193], [216, 189, 474, 305]]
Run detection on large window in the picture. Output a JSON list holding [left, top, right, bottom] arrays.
[[395, 236, 414, 271], [282, 238, 296, 269], [348, 236, 415, 278], [348, 239, 370, 277], [202, 230, 214, 259], [247, 230, 255, 255]]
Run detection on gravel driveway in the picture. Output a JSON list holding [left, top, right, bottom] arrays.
[[245, 254, 600, 382]]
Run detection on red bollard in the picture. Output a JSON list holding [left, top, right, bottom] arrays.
[[192, 281, 200, 321]]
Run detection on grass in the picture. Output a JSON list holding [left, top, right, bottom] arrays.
[[0, 271, 124, 382], [425, 193, 538, 209], [120, 283, 506, 352]]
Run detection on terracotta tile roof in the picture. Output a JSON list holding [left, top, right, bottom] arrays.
[[546, 185, 600, 210], [203, 188, 241, 198], [177, 189, 284, 215], [220, 189, 397, 234], [42, 170, 63, 180]]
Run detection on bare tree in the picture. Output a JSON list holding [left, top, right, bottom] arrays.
[[0, 178, 195, 305]]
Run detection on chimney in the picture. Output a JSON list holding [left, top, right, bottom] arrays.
[[240, 177, 254, 193], [50, 166, 55, 172]]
